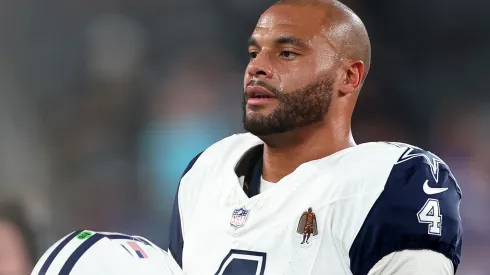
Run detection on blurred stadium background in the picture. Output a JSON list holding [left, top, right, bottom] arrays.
[[0, 0, 488, 274]]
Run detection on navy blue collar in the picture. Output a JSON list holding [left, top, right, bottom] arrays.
[[234, 144, 263, 198]]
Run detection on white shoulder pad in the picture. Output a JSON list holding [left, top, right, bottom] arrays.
[[198, 133, 262, 167], [315, 142, 406, 199], [178, 132, 262, 197], [180, 133, 260, 180], [31, 230, 184, 275]]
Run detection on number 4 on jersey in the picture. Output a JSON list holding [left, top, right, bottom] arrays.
[[215, 250, 266, 275], [417, 198, 442, 236]]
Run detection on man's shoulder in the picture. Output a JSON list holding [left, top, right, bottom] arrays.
[[348, 142, 463, 274], [328, 141, 461, 232], [370, 141, 457, 185], [347, 141, 437, 160], [345, 141, 456, 177], [197, 133, 261, 160], [333, 141, 406, 170], [177, 133, 262, 191], [183, 133, 261, 172], [342, 141, 461, 199]]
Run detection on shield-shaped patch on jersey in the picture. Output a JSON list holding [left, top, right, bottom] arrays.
[[230, 207, 250, 229]]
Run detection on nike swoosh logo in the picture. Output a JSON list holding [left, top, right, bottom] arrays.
[[423, 179, 448, 195]]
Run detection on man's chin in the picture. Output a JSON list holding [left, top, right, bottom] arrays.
[[244, 107, 276, 122], [245, 108, 271, 118], [243, 118, 284, 137]]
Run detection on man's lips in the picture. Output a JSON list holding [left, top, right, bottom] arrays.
[[245, 85, 276, 99]]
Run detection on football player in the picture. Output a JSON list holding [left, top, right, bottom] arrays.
[[31, 230, 183, 275], [168, 0, 462, 274]]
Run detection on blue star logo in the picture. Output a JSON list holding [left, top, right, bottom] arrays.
[[387, 142, 456, 184]]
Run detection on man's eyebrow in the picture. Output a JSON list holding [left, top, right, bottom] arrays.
[[248, 37, 259, 48], [247, 36, 308, 48], [275, 36, 307, 47]]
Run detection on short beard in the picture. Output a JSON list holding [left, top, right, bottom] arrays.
[[242, 77, 334, 136]]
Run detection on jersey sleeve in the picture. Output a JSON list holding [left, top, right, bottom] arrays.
[[349, 151, 463, 275], [168, 152, 202, 268], [367, 250, 454, 275]]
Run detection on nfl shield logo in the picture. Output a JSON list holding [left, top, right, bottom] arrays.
[[230, 207, 250, 229]]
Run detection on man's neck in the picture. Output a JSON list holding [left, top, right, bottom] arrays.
[[260, 123, 355, 183]]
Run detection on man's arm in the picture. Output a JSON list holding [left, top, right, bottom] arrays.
[[349, 150, 463, 275], [168, 152, 202, 268]]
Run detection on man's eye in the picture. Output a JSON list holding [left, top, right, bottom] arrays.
[[249, 52, 258, 59], [280, 51, 297, 60]]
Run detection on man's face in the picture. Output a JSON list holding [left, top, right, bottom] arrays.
[[243, 4, 339, 136]]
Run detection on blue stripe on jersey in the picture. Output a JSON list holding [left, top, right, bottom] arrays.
[[59, 233, 105, 275], [169, 151, 203, 268], [39, 230, 82, 275]]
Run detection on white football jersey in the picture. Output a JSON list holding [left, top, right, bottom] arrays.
[[169, 133, 462, 275], [32, 230, 183, 275]]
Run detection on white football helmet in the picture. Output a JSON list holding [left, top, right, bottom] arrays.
[[31, 230, 184, 275]]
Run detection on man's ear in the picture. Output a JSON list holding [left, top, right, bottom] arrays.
[[339, 60, 365, 94]]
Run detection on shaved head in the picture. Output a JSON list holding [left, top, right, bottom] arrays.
[[274, 0, 371, 80]]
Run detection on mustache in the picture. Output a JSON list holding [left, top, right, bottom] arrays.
[[246, 80, 282, 98]]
